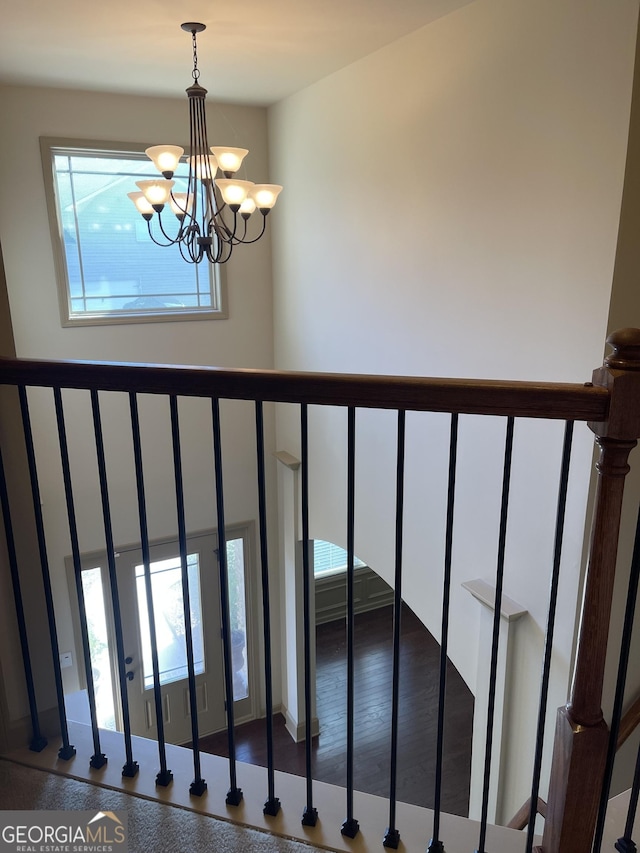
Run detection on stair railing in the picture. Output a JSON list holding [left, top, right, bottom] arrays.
[[540, 329, 640, 853], [1, 328, 640, 852]]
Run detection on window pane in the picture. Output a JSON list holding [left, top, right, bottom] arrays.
[[226, 538, 248, 701], [135, 554, 205, 689], [80, 567, 117, 730], [47, 144, 224, 323]]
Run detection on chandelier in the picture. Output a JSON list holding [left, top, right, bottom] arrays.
[[128, 22, 282, 265]]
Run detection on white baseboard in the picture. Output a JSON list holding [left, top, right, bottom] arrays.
[[283, 707, 319, 743]]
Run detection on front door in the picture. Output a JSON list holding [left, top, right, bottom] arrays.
[[76, 528, 254, 745], [117, 532, 225, 745]]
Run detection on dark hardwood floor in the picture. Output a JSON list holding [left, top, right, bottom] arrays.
[[198, 603, 473, 816]]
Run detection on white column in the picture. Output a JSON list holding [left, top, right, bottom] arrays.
[[275, 450, 318, 742], [463, 578, 527, 825]]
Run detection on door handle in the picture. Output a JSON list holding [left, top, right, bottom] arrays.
[[126, 670, 135, 681]]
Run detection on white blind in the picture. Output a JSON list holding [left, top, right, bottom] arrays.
[[313, 540, 365, 577]]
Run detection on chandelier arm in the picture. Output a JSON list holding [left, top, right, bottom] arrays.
[[168, 189, 198, 233], [176, 215, 197, 262], [207, 213, 232, 246], [186, 227, 204, 264], [208, 194, 226, 239], [209, 182, 235, 226], [194, 90, 220, 248], [206, 230, 222, 264], [221, 242, 235, 263], [207, 238, 233, 264], [196, 96, 212, 177], [233, 214, 268, 245], [205, 225, 228, 264], [216, 232, 231, 262], [177, 241, 198, 264], [178, 212, 200, 242], [213, 206, 240, 244], [145, 219, 177, 248], [187, 95, 201, 233], [174, 212, 201, 247], [216, 198, 230, 216], [226, 215, 248, 245], [155, 210, 183, 244]]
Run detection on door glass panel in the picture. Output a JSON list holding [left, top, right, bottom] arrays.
[[80, 567, 117, 730], [135, 554, 205, 689], [226, 538, 248, 701]]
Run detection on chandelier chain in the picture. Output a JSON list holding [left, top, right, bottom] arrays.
[[191, 29, 200, 81]]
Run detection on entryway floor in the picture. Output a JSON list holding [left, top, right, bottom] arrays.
[[199, 603, 474, 816]]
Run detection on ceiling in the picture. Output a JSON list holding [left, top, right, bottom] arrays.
[[0, 0, 474, 105]]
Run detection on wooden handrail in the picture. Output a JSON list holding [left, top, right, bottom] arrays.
[[617, 694, 640, 751], [0, 356, 609, 421], [507, 796, 548, 831]]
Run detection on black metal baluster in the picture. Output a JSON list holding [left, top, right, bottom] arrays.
[[342, 406, 360, 838], [383, 409, 406, 850], [169, 395, 206, 796], [0, 441, 47, 752], [211, 398, 243, 806], [592, 500, 640, 853], [90, 389, 138, 777], [18, 386, 76, 761], [255, 401, 280, 816], [525, 421, 574, 853], [615, 741, 640, 853], [475, 416, 515, 853], [129, 392, 173, 787], [300, 403, 318, 826], [428, 412, 459, 853], [54, 387, 106, 769]]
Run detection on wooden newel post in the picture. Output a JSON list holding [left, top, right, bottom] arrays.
[[540, 329, 640, 853]]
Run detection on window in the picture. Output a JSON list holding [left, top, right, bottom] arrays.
[[313, 540, 366, 578], [134, 554, 205, 690], [80, 567, 117, 731], [41, 138, 227, 326]]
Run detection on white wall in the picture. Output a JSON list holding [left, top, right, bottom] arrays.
[[0, 242, 52, 746], [0, 85, 280, 723], [269, 0, 638, 822], [0, 85, 274, 368]]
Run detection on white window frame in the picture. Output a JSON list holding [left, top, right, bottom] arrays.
[[41, 137, 228, 328]]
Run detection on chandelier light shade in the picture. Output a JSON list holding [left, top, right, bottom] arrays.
[[128, 22, 282, 265]]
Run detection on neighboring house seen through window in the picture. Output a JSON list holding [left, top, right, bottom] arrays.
[[41, 138, 227, 326]]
